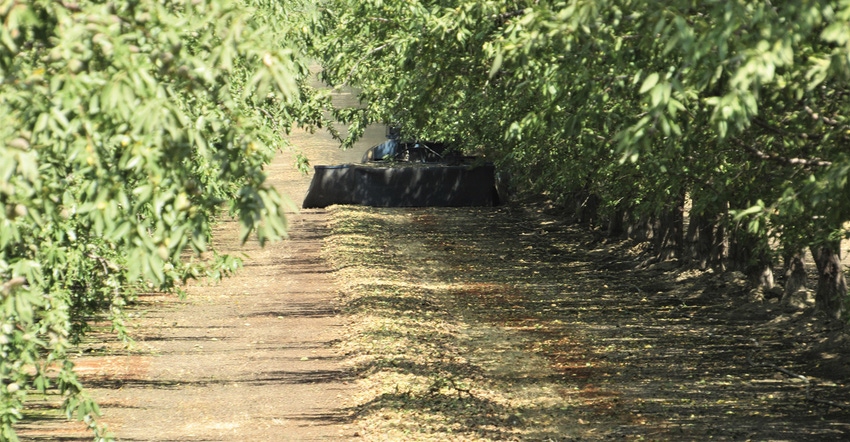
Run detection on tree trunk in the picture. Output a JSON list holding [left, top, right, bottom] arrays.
[[653, 192, 685, 261], [607, 206, 625, 237], [783, 251, 807, 295], [627, 213, 655, 243], [685, 210, 726, 270], [685, 209, 701, 265], [575, 192, 600, 225], [757, 264, 775, 290], [714, 222, 728, 272], [728, 227, 774, 288], [810, 244, 847, 320]]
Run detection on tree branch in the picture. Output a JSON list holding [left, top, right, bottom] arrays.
[[751, 117, 790, 137], [804, 105, 840, 126], [491, 9, 526, 24], [1, 277, 27, 296], [60, 1, 82, 12], [733, 138, 832, 168], [343, 44, 389, 87]]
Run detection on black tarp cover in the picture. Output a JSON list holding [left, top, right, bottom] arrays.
[[302, 163, 498, 208]]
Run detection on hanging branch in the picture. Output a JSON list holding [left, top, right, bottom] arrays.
[[1, 277, 27, 296], [804, 106, 840, 126], [733, 138, 833, 168], [343, 43, 389, 87], [491, 9, 527, 24]]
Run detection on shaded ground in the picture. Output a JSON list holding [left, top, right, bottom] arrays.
[[325, 204, 850, 441]]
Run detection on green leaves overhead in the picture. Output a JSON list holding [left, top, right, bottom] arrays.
[[316, 0, 850, 244], [314, 0, 850, 319]]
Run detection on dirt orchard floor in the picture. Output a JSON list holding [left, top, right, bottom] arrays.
[[323, 204, 850, 441]]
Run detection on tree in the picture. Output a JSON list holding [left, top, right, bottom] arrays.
[[315, 0, 850, 318], [0, 0, 319, 439]]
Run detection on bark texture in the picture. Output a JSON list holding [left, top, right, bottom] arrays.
[[685, 210, 726, 270], [783, 251, 808, 295], [653, 193, 685, 262], [728, 228, 774, 288], [810, 244, 847, 320]]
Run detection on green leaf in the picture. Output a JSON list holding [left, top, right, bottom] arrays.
[[488, 51, 503, 79], [821, 22, 849, 44], [639, 72, 659, 94]]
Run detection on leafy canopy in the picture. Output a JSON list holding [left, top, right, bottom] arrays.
[[0, 0, 322, 439]]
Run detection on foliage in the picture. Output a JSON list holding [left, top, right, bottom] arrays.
[[0, 0, 320, 439], [3, 0, 850, 438], [315, 0, 850, 315]]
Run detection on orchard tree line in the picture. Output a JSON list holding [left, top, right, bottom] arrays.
[[1, 0, 850, 440], [315, 0, 850, 319], [0, 0, 326, 439]]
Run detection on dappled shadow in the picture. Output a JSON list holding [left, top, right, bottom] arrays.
[[350, 354, 483, 381], [14, 436, 106, 442], [349, 391, 529, 440], [344, 292, 444, 316], [79, 367, 353, 390], [332, 204, 850, 440], [247, 307, 338, 318], [418, 205, 850, 440], [283, 411, 353, 426], [257, 369, 355, 385], [118, 439, 221, 442]]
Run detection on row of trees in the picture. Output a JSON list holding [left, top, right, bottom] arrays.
[[314, 0, 850, 319], [0, 0, 326, 439], [2, 0, 849, 439]]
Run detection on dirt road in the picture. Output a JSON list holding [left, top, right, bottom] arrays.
[[322, 204, 850, 441]]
